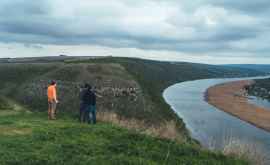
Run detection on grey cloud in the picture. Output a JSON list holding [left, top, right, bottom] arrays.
[[0, 0, 269, 57], [181, 0, 270, 14], [211, 0, 270, 13], [209, 26, 259, 42], [0, 0, 50, 16], [24, 43, 44, 49]]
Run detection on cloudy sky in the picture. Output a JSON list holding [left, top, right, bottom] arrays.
[[0, 0, 269, 64]]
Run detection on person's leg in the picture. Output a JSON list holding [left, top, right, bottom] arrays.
[[83, 105, 89, 123], [79, 103, 84, 122], [48, 109, 51, 120], [82, 109, 86, 123], [87, 105, 91, 124], [88, 105, 96, 124], [51, 102, 57, 120], [54, 105, 57, 117], [92, 105, 96, 124], [48, 102, 52, 120], [89, 106, 93, 124]]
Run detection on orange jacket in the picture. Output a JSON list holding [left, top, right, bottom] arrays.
[[47, 85, 57, 102]]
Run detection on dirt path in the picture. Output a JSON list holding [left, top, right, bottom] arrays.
[[206, 80, 270, 132]]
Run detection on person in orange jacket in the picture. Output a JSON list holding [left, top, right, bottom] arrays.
[[47, 80, 58, 120]]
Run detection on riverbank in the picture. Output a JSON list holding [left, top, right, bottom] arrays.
[[206, 80, 270, 132]]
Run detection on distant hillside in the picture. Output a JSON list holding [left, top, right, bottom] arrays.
[[0, 56, 107, 63], [223, 64, 270, 74]]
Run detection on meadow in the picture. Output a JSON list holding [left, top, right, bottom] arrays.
[[0, 97, 248, 165]]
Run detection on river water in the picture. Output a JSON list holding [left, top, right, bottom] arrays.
[[163, 76, 270, 153]]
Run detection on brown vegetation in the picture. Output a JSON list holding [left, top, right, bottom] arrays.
[[221, 137, 269, 165], [97, 111, 187, 143], [0, 126, 32, 136]]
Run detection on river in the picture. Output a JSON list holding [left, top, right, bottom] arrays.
[[163, 76, 270, 152]]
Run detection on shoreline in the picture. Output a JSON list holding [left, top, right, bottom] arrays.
[[206, 80, 270, 132]]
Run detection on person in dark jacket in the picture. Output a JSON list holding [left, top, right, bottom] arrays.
[[79, 83, 96, 124]]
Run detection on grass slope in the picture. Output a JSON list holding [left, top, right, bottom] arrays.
[[0, 99, 248, 165]]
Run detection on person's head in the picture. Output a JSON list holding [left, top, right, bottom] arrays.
[[84, 83, 92, 90], [79, 84, 84, 89], [50, 80, 57, 86]]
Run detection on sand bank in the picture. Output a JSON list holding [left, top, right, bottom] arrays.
[[206, 80, 270, 132]]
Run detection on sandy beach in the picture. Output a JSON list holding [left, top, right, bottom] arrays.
[[206, 80, 270, 132]]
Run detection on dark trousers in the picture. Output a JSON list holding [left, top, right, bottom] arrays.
[[80, 103, 90, 123], [89, 105, 96, 124], [79, 102, 85, 122], [80, 104, 96, 124]]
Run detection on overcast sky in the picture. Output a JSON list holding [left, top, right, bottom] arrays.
[[0, 0, 269, 64]]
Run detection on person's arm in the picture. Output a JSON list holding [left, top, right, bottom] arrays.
[[94, 90, 102, 98], [53, 87, 58, 103], [95, 93, 102, 98]]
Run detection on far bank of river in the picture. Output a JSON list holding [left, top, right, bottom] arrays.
[[163, 76, 270, 153], [207, 80, 270, 132]]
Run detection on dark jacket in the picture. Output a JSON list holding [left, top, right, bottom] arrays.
[[81, 89, 96, 106]]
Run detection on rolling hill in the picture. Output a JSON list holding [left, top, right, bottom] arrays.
[[0, 56, 264, 164]]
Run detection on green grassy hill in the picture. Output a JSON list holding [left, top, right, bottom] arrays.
[[0, 57, 263, 164], [0, 98, 248, 165]]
